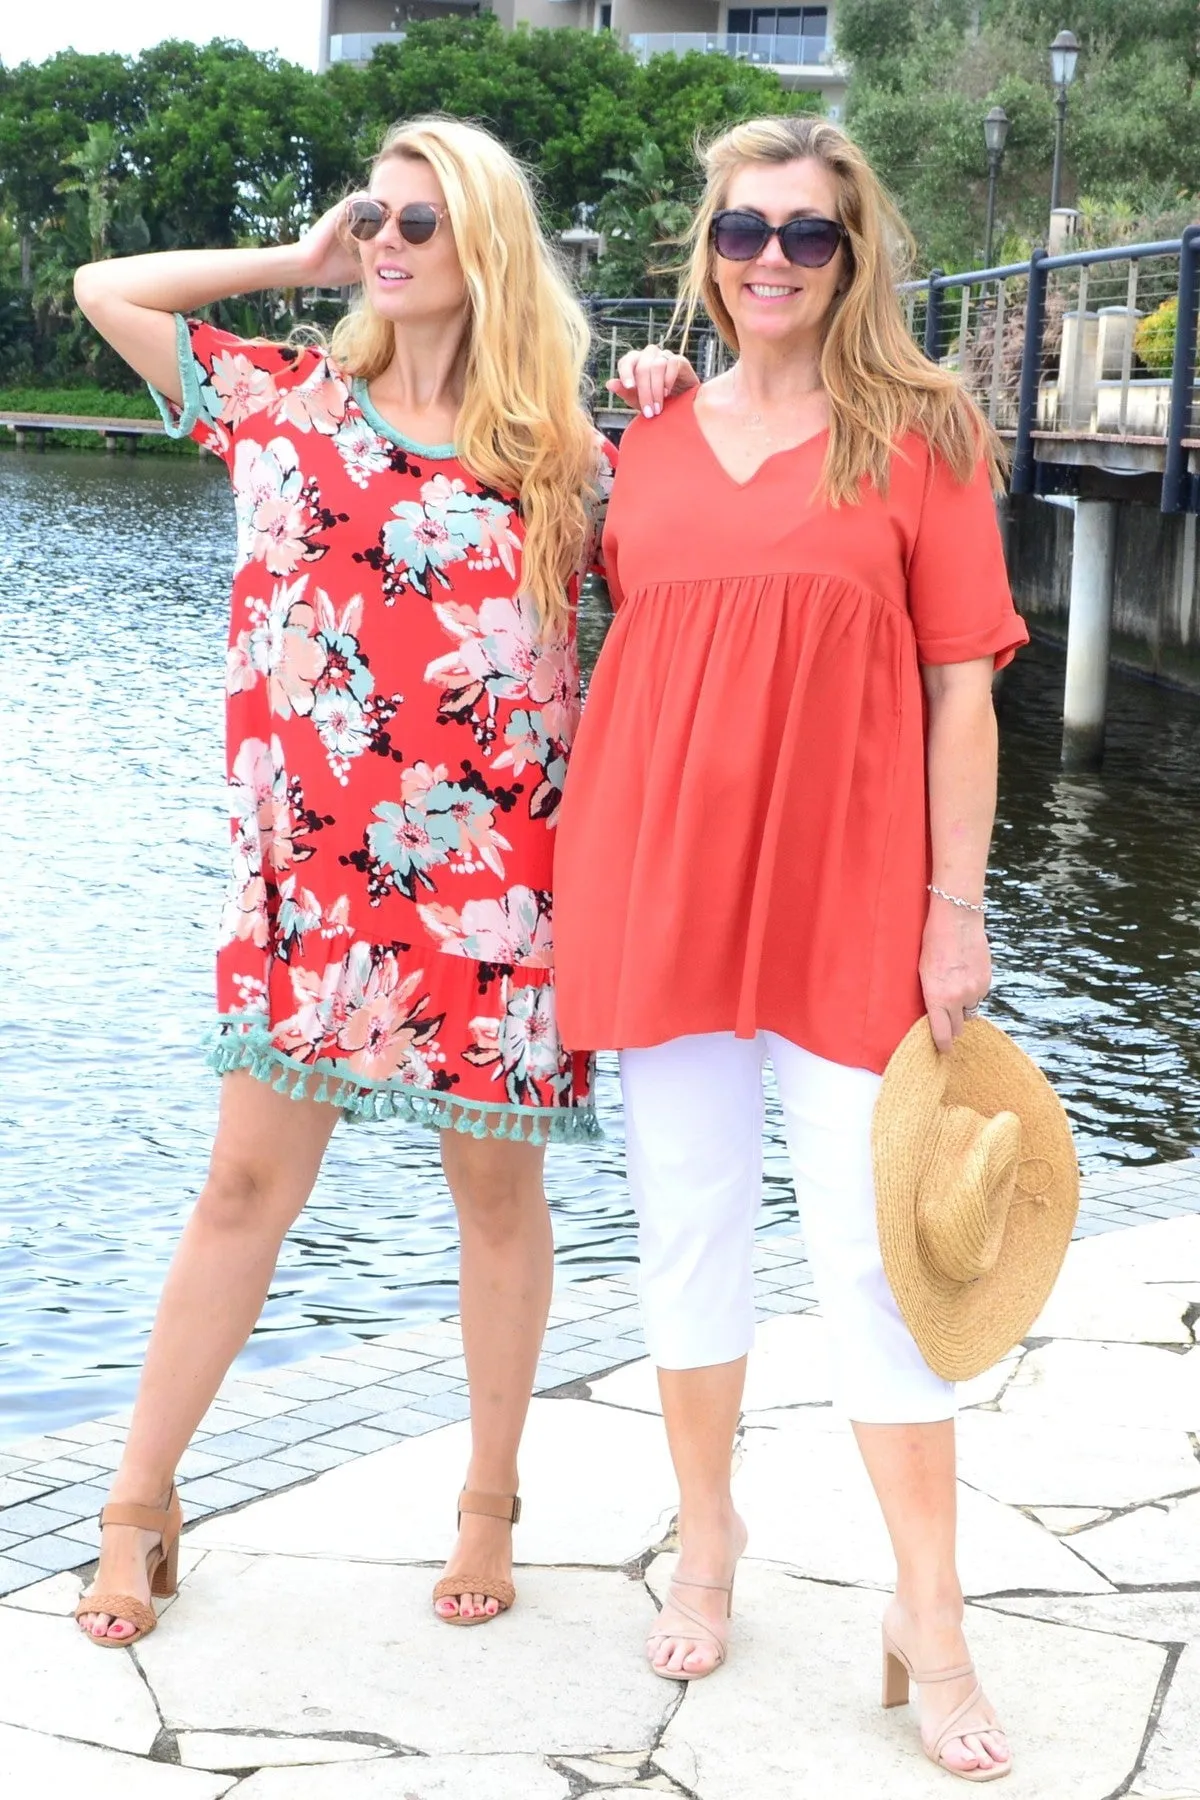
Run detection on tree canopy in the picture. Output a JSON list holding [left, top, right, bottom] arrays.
[[1, 7, 1197, 385], [0, 21, 803, 382], [839, 0, 1200, 269]]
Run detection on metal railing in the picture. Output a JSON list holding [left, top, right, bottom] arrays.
[[585, 298, 728, 404], [628, 31, 832, 67], [901, 228, 1200, 513]]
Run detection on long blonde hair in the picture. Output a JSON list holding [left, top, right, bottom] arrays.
[[331, 117, 596, 633], [675, 115, 1005, 501]]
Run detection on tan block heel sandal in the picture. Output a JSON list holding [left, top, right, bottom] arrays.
[[882, 1628, 1012, 1783], [645, 1572, 736, 1681], [431, 1489, 521, 1626], [75, 1486, 183, 1648]]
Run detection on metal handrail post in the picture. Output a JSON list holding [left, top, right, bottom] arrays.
[[923, 270, 944, 362], [1162, 223, 1200, 515], [1011, 246, 1049, 495]]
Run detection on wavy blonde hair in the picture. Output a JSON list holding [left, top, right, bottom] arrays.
[[331, 117, 596, 633], [675, 115, 1005, 502]]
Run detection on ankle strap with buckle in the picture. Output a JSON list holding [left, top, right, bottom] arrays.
[[456, 1490, 521, 1525]]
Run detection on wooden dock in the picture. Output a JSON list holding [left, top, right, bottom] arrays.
[[0, 410, 166, 451]]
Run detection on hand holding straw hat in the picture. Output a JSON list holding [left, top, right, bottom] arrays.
[[873, 1017, 1080, 1382]]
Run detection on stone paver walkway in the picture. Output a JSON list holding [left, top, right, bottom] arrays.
[[3, 1158, 1200, 1796]]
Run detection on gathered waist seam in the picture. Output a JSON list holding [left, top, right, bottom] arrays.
[[618, 569, 906, 621]]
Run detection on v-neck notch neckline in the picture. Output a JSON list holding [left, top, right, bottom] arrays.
[[687, 386, 829, 489]]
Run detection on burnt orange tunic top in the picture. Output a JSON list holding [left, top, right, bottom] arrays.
[[554, 389, 1028, 1074]]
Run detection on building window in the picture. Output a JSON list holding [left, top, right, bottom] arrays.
[[726, 7, 828, 58], [600, 3, 612, 23]]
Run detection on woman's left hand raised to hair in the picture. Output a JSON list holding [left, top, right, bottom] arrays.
[[608, 345, 699, 419]]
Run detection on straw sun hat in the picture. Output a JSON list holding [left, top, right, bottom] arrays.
[[872, 1016, 1080, 1382]]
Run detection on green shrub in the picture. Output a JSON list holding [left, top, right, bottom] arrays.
[[1134, 299, 1178, 376], [0, 384, 158, 417]]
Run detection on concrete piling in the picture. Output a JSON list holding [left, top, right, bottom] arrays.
[[1062, 499, 1117, 769]]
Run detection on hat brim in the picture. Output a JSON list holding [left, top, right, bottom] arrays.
[[873, 1017, 1080, 1382]]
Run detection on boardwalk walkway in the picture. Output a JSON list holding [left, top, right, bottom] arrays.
[[1, 411, 164, 449]]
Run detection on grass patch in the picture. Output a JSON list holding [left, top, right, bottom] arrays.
[[0, 385, 159, 418]]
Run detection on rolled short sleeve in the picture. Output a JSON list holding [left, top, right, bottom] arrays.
[[907, 449, 1029, 670], [147, 316, 323, 468]]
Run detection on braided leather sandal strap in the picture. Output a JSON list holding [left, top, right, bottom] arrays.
[[432, 1573, 515, 1612], [73, 1592, 158, 1639]]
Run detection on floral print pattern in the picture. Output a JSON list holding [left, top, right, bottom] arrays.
[[379, 475, 523, 601], [152, 317, 613, 1136]]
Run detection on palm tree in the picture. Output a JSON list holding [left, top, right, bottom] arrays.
[[594, 141, 693, 298], [56, 123, 122, 264]]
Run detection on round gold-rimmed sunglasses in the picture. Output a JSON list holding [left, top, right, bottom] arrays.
[[345, 198, 447, 245]]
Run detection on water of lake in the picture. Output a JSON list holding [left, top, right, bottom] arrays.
[[2, 450, 1199, 1443]]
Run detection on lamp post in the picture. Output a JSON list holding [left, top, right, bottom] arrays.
[[1049, 29, 1080, 215], [983, 105, 1009, 269]]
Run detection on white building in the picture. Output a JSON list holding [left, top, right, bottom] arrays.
[[317, 0, 846, 116]]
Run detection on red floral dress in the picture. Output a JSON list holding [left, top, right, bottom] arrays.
[[150, 316, 610, 1143]]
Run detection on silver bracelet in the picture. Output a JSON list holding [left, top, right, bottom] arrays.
[[927, 884, 987, 914]]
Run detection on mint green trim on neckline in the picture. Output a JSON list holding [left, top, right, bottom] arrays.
[[204, 1015, 602, 1146], [146, 312, 203, 440], [352, 379, 457, 459]]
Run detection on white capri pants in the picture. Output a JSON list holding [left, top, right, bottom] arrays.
[[620, 1031, 955, 1424]]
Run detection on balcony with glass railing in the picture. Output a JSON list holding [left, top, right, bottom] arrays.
[[628, 30, 833, 69], [329, 31, 406, 63]]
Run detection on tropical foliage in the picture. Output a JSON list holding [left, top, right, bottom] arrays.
[[0, 23, 803, 386], [839, 0, 1200, 271], [591, 140, 696, 298], [2, 5, 1198, 393]]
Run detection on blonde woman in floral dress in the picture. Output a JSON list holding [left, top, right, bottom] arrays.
[[72, 117, 610, 1645]]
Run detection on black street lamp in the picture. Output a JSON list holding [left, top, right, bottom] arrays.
[[1049, 29, 1080, 214], [983, 105, 1010, 269]]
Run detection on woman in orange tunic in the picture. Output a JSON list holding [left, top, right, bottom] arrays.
[[556, 117, 1026, 1782]]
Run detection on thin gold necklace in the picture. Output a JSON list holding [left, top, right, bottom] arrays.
[[732, 376, 824, 436]]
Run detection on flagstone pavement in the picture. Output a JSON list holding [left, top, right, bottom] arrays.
[[5, 1159, 1200, 1798]]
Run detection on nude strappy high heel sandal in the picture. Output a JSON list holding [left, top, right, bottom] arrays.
[[74, 1486, 183, 1649], [882, 1627, 1012, 1783], [431, 1490, 521, 1626], [646, 1572, 737, 1682]]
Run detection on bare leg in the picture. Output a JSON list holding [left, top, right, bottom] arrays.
[[854, 1421, 1010, 1777], [78, 1071, 339, 1640], [434, 1134, 552, 1621], [650, 1358, 749, 1676]]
